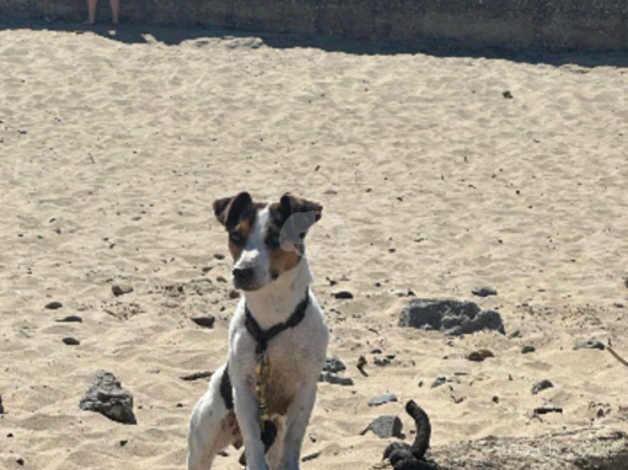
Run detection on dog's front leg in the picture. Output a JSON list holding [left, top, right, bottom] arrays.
[[233, 382, 268, 470], [280, 383, 317, 469]]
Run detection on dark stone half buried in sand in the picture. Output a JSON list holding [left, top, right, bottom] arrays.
[[190, 315, 215, 328], [323, 357, 346, 374], [79, 371, 137, 424], [318, 372, 354, 386], [399, 298, 505, 336], [472, 286, 497, 297], [112, 283, 133, 297], [532, 379, 554, 395]]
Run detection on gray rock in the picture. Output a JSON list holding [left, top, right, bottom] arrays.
[[323, 357, 346, 374], [574, 339, 605, 350], [399, 298, 505, 336], [472, 286, 497, 297], [532, 379, 554, 395], [191, 315, 215, 328], [319, 372, 354, 386], [62, 336, 80, 346], [368, 393, 398, 407], [521, 345, 536, 354], [363, 415, 403, 438], [112, 283, 133, 297], [79, 371, 137, 424]]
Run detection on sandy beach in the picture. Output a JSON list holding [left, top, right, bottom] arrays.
[[1, 24, 627, 469]]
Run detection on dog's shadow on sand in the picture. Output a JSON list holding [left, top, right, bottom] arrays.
[[2, 19, 627, 68]]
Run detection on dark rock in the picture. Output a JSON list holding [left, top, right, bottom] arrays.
[[509, 329, 522, 338], [574, 339, 605, 350], [214, 253, 225, 260], [45, 301, 63, 310], [532, 379, 554, 395], [318, 372, 354, 386], [431, 376, 446, 388], [112, 283, 133, 297], [79, 371, 137, 424], [362, 415, 403, 439], [521, 345, 536, 354], [0, 394, 4, 414], [228, 289, 240, 299], [533, 406, 562, 415], [357, 355, 368, 376], [180, 371, 213, 381], [466, 349, 494, 362], [16, 458, 24, 466], [191, 315, 215, 328], [323, 357, 346, 374], [333, 290, 353, 299], [62, 336, 80, 346], [399, 298, 505, 336], [301, 451, 321, 462], [374, 357, 392, 367], [492, 396, 500, 403], [368, 393, 398, 407], [503, 90, 514, 99], [119, 439, 128, 447], [55, 315, 83, 323], [472, 286, 497, 297]]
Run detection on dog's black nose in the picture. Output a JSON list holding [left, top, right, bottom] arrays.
[[233, 267, 254, 283]]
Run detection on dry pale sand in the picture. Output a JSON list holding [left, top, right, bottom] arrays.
[[1, 25, 627, 470]]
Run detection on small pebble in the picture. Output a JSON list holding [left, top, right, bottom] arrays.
[[191, 315, 215, 328], [45, 301, 63, 310], [333, 290, 353, 300], [466, 349, 494, 362], [502, 90, 514, 99], [301, 451, 321, 462], [521, 345, 536, 354], [62, 337, 80, 346], [112, 283, 133, 297], [472, 286, 497, 297], [532, 379, 554, 395], [56, 315, 83, 323], [574, 339, 605, 350]]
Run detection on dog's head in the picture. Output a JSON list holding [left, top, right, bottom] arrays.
[[213, 192, 322, 291]]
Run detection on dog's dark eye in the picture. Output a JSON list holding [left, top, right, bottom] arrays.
[[265, 233, 280, 248], [229, 231, 244, 245]]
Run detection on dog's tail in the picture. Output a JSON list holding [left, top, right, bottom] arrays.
[[405, 400, 431, 460], [383, 400, 433, 470]]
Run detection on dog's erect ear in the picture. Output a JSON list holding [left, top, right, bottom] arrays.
[[279, 193, 323, 222], [213, 192, 253, 229], [276, 193, 322, 247]]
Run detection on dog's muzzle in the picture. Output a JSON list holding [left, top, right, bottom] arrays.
[[232, 267, 256, 290]]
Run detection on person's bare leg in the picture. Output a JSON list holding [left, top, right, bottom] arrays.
[[110, 0, 120, 25], [84, 0, 97, 24]]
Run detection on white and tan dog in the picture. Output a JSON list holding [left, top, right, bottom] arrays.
[[187, 192, 329, 470]]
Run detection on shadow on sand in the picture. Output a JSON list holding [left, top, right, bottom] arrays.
[[2, 19, 627, 68]]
